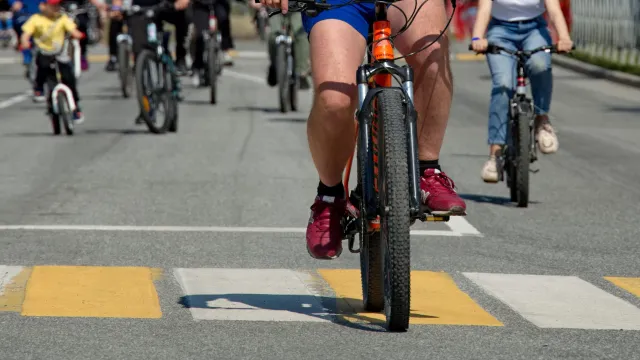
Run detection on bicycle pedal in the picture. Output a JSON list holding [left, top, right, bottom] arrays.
[[347, 235, 360, 253], [421, 214, 450, 222]]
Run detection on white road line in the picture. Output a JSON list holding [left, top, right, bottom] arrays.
[[463, 273, 640, 330], [174, 268, 331, 322], [223, 70, 265, 84], [232, 51, 268, 59], [0, 224, 474, 236], [445, 216, 482, 236], [0, 58, 18, 64], [0, 91, 30, 110]]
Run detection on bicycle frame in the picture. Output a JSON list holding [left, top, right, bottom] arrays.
[[342, 3, 421, 233]]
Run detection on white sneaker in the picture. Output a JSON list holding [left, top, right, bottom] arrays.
[[536, 122, 559, 154], [223, 51, 233, 66], [481, 156, 501, 183], [192, 73, 200, 87]]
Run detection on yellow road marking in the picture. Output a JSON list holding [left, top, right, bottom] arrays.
[[605, 277, 640, 298], [318, 269, 503, 326], [0, 267, 32, 313], [455, 53, 486, 61], [22, 266, 163, 318]]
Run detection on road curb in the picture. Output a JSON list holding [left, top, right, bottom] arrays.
[[551, 54, 640, 89]]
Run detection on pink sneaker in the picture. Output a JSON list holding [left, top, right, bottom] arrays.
[[420, 168, 467, 216], [305, 195, 346, 259]]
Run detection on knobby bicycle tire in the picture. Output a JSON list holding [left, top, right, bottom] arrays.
[[57, 92, 74, 135], [289, 50, 298, 112], [378, 90, 411, 332], [515, 112, 530, 207], [118, 42, 131, 98], [276, 43, 289, 113], [207, 36, 218, 104], [135, 49, 170, 134], [358, 113, 384, 311]]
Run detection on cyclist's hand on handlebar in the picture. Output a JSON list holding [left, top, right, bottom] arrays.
[[175, 0, 189, 10], [259, 0, 288, 14], [109, 10, 122, 20], [471, 38, 488, 53], [557, 37, 574, 53]]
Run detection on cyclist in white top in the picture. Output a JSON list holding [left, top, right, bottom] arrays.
[[471, 0, 573, 183]]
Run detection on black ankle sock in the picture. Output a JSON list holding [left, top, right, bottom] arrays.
[[317, 181, 345, 199], [419, 159, 440, 174]]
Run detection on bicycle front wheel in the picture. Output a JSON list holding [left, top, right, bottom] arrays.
[[135, 49, 170, 134], [377, 90, 411, 332], [207, 36, 218, 104], [276, 43, 290, 113], [57, 92, 74, 136], [515, 112, 531, 207], [118, 41, 131, 98]]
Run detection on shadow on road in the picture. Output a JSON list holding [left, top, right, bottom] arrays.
[[179, 294, 436, 332], [2, 128, 152, 137], [269, 117, 307, 123], [230, 105, 281, 113], [459, 193, 540, 206], [605, 106, 640, 113]]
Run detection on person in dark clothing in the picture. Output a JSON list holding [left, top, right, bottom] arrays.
[[60, 0, 106, 71], [189, 0, 233, 85], [110, 0, 189, 74], [104, 14, 122, 71]]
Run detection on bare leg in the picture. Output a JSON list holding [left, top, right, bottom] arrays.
[[306, 20, 366, 186], [389, 0, 452, 161]]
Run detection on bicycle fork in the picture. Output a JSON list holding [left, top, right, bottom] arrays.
[[275, 33, 293, 82]]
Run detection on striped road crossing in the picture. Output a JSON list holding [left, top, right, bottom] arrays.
[[1, 265, 639, 330]]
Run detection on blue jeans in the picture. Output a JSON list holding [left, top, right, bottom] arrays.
[[486, 16, 552, 145]]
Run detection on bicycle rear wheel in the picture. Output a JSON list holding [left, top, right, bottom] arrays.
[[377, 90, 411, 332]]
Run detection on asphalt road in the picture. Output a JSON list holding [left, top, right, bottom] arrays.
[[0, 40, 639, 360]]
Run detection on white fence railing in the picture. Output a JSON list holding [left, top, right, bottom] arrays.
[[570, 0, 640, 66]]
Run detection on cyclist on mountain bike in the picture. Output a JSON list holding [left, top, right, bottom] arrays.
[[248, 0, 309, 89], [470, 0, 572, 183], [110, 0, 189, 123], [21, 0, 85, 121], [259, 0, 467, 259], [189, 0, 234, 85], [110, 0, 191, 75]]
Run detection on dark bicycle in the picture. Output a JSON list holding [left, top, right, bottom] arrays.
[[263, 0, 457, 332], [190, 2, 224, 104], [133, 1, 181, 134], [274, 14, 298, 113], [469, 43, 573, 207]]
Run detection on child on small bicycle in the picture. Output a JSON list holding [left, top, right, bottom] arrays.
[[20, 0, 85, 122]]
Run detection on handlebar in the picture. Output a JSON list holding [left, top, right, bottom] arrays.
[[254, 0, 400, 17], [467, 43, 576, 57], [109, 1, 173, 15]]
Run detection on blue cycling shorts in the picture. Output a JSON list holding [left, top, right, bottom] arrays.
[[301, 0, 375, 40]]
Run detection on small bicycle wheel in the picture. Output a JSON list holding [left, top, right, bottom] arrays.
[[515, 112, 531, 207], [207, 36, 218, 104], [57, 92, 74, 136], [276, 43, 290, 113], [118, 42, 131, 98], [377, 90, 411, 332]]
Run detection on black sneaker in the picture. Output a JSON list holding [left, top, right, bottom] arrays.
[[105, 58, 117, 72], [267, 64, 277, 87]]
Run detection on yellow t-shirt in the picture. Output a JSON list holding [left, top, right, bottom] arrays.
[[22, 13, 76, 53]]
